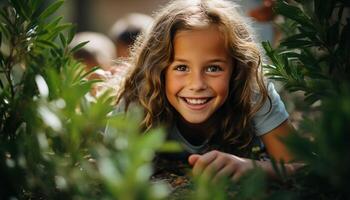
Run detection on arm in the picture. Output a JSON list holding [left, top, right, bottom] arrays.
[[258, 119, 303, 179], [260, 119, 294, 162]]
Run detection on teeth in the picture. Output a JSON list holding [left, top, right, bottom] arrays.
[[185, 98, 209, 105]]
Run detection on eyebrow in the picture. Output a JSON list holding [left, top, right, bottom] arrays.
[[173, 58, 229, 63]]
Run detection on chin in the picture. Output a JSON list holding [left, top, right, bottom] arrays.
[[182, 116, 208, 124]]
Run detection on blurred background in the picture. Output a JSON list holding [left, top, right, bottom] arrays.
[[60, 0, 276, 44]]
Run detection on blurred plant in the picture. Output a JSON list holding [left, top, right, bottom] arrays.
[[0, 0, 174, 199], [262, 0, 350, 199], [204, 168, 267, 200], [263, 0, 349, 104]]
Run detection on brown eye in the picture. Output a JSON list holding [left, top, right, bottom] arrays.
[[206, 65, 222, 72], [175, 65, 188, 71]]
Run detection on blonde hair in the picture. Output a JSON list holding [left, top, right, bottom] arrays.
[[117, 0, 269, 151]]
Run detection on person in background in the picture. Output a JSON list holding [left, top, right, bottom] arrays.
[[109, 13, 153, 58], [70, 32, 117, 97]]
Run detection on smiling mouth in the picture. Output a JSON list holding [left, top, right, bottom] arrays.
[[181, 97, 213, 105]]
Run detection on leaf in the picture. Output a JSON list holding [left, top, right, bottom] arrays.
[[44, 23, 71, 41], [0, 8, 14, 29], [67, 25, 76, 44], [59, 33, 66, 47], [314, 0, 336, 22], [274, 1, 315, 30], [280, 39, 314, 49], [304, 93, 321, 105], [139, 128, 165, 151], [262, 41, 280, 64], [43, 16, 63, 31], [30, 0, 45, 13], [158, 141, 182, 152], [0, 78, 4, 89], [9, 0, 30, 19], [339, 19, 350, 60], [38, 0, 64, 20], [70, 41, 89, 53], [37, 39, 58, 48]]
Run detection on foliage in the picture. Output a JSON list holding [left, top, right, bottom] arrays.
[[0, 0, 172, 199], [262, 0, 350, 199], [263, 0, 349, 105]]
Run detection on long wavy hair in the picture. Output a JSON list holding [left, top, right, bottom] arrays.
[[117, 0, 269, 151]]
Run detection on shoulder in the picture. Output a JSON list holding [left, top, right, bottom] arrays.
[[252, 82, 289, 136]]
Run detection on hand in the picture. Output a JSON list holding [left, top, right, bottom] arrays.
[[188, 150, 254, 182]]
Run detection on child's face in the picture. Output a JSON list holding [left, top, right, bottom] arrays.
[[165, 26, 233, 124]]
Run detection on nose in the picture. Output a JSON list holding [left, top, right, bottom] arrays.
[[188, 71, 207, 91]]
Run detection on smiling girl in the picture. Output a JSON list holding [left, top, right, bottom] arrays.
[[115, 0, 299, 181]]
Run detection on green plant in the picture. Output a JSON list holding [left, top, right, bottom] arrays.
[[263, 0, 349, 104], [0, 0, 173, 199], [262, 0, 350, 199]]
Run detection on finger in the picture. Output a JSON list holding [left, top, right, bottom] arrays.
[[192, 150, 219, 176], [188, 154, 200, 166], [212, 164, 235, 183], [231, 170, 244, 182], [202, 153, 227, 178]]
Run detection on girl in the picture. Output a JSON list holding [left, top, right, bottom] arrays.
[[116, 0, 298, 181]]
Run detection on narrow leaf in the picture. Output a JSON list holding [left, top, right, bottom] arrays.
[[274, 1, 314, 29], [39, 0, 64, 20], [67, 25, 76, 44], [37, 39, 58, 48], [79, 66, 100, 80], [70, 41, 89, 53], [59, 33, 66, 47]]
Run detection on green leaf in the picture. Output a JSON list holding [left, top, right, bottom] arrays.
[[140, 128, 165, 150], [59, 33, 66, 47], [158, 141, 182, 152], [0, 23, 9, 39], [38, 0, 64, 20], [304, 93, 321, 105], [37, 39, 58, 49], [0, 9, 14, 30], [9, 0, 30, 19], [70, 41, 89, 53], [281, 39, 314, 49], [44, 23, 71, 41], [0, 78, 4, 89], [79, 66, 100, 81], [67, 25, 76, 44], [30, 0, 45, 13], [314, 0, 336, 22], [339, 19, 350, 60], [44, 16, 63, 31], [274, 1, 315, 30]]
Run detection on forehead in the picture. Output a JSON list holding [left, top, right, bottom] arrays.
[[172, 26, 229, 58]]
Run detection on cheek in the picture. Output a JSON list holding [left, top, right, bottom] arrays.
[[165, 71, 178, 99], [214, 75, 231, 98]]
